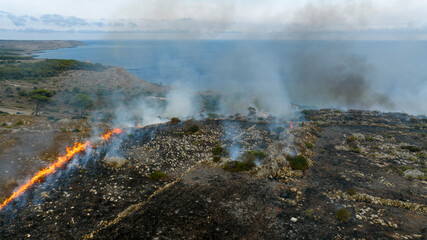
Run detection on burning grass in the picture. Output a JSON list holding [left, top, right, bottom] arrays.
[[0, 128, 123, 210]]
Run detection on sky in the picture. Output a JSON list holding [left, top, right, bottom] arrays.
[[1, 0, 427, 40]]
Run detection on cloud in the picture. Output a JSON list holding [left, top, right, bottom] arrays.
[[7, 14, 28, 26], [40, 14, 88, 27], [128, 22, 138, 28]]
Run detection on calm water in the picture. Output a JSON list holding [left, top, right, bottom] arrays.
[[35, 40, 427, 88]]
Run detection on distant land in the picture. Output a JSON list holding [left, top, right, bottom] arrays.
[[0, 40, 84, 56]]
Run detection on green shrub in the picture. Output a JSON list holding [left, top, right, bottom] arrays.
[[72, 86, 81, 93], [336, 208, 351, 223], [182, 119, 200, 134], [149, 170, 167, 180], [402, 146, 421, 152], [212, 144, 227, 156], [287, 155, 309, 171], [213, 155, 221, 162], [400, 165, 413, 171], [18, 89, 27, 96], [347, 135, 356, 142], [351, 148, 362, 154], [189, 124, 199, 133], [222, 159, 256, 172], [305, 142, 314, 149], [170, 117, 181, 124], [15, 120, 24, 126], [247, 150, 267, 159], [347, 187, 356, 196], [5, 87, 13, 93], [367, 137, 375, 141], [0, 59, 107, 81], [276, 126, 285, 133]]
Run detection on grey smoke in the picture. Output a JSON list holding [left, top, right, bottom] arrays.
[[286, 43, 395, 110], [104, 0, 426, 116]]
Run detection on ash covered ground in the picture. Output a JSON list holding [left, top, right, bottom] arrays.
[[0, 110, 426, 239]]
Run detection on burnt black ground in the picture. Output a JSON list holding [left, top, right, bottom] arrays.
[[0, 111, 426, 239]]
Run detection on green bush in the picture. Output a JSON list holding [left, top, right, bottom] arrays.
[[336, 208, 351, 223], [149, 170, 167, 180], [402, 146, 421, 152], [170, 117, 181, 124], [305, 142, 314, 149], [5, 87, 13, 93], [0, 59, 107, 81], [276, 126, 285, 133], [287, 155, 309, 171], [222, 159, 255, 172], [347, 135, 356, 142], [247, 150, 267, 159], [15, 120, 24, 126], [182, 119, 200, 134], [347, 187, 356, 196], [72, 86, 81, 93], [351, 148, 362, 154], [212, 144, 227, 156], [213, 155, 221, 162], [18, 89, 27, 96]]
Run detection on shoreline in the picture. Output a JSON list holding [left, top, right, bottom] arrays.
[[0, 40, 85, 56]]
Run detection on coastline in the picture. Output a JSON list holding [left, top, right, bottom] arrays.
[[0, 40, 85, 56]]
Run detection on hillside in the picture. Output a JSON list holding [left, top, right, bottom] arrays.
[[0, 110, 426, 239]]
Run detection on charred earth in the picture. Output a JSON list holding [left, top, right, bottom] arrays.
[[0, 110, 426, 239]]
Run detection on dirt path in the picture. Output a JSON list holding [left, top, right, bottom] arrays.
[[0, 107, 32, 115]]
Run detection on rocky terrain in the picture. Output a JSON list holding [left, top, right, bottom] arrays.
[[0, 110, 426, 239]]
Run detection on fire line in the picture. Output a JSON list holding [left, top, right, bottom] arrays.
[[0, 128, 123, 210]]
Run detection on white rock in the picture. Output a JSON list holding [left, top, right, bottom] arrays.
[[290, 217, 298, 222], [403, 169, 423, 178]]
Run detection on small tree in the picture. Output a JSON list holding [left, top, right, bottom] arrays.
[[71, 94, 93, 118], [29, 89, 53, 116]]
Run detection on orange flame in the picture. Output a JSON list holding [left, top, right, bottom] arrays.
[[0, 129, 123, 210], [100, 128, 123, 140], [262, 113, 266, 117], [290, 122, 293, 128]]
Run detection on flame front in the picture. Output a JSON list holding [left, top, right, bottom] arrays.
[[101, 128, 123, 140], [290, 122, 293, 128], [0, 128, 123, 210]]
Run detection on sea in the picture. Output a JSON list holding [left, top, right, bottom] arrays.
[[35, 40, 427, 114], [35, 40, 427, 87]]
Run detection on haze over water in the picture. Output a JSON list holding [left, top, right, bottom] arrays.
[[36, 40, 427, 114]]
